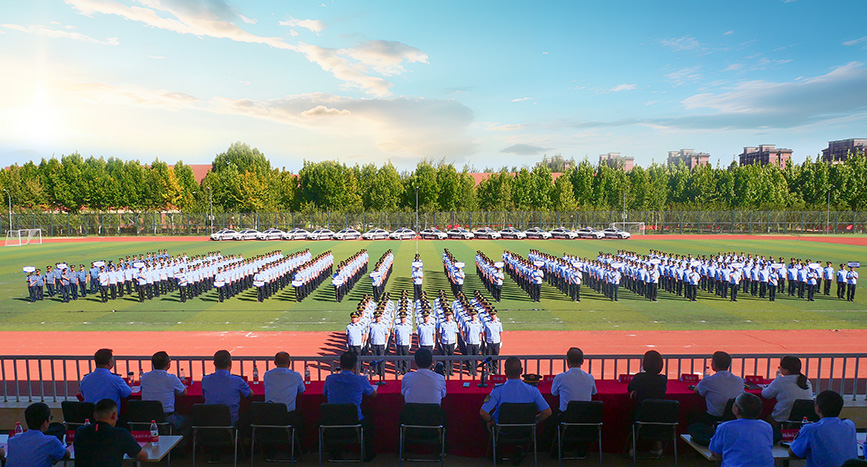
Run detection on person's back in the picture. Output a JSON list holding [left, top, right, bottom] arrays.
[[551, 347, 597, 412], [696, 352, 744, 418], [628, 350, 667, 402], [480, 356, 551, 423], [73, 398, 146, 467], [709, 393, 773, 467], [202, 350, 252, 424], [5, 403, 69, 467], [790, 390, 858, 467], [263, 352, 305, 412], [80, 349, 131, 408], [401, 349, 446, 405]]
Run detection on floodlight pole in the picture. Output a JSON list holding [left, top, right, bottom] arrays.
[[207, 186, 213, 233], [827, 189, 831, 235], [3, 189, 10, 233]]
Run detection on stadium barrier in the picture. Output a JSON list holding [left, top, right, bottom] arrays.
[[1, 210, 865, 237], [2, 353, 866, 403]]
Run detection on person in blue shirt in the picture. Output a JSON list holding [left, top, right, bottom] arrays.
[[89, 262, 100, 294], [323, 351, 377, 461], [823, 262, 835, 296], [837, 264, 847, 299], [44, 265, 55, 297], [709, 392, 774, 467], [789, 390, 858, 467], [5, 402, 70, 467], [201, 350, 252, 426], [77, 265, 88, 298], [80, 348, 132, 410]]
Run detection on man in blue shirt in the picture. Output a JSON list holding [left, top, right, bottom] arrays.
[[263, 351, 305, 441], [323, 351, 376, 461], [80, 348, 131, 409], [789, 390, 858, 467], [708, 393, 774, 467], [141, 351, 187, 435], [5, 402, 70, 467], [202, 350, 252, 426]]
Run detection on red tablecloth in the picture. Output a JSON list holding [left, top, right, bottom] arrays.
[[139, 378, 773, 456]]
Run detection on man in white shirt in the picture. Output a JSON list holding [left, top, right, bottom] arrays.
[[263, 352, 305, 436], [691, 351, 744, 425], [140, 351, 188, 435], [401, 348, 447, 405]]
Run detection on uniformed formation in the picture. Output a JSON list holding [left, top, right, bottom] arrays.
[[331, 249, 369, 302], [501, 250, 544, 302], [410, 255, 423, 301], [528, 250, 583, 302], [247, 250, 312, 302], [291, 251, 334, 302], [441, 249, 465, 296], [369, 250, 394, 302], [474, 251, 504, 301]]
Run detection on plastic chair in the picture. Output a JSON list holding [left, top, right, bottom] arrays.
[[398, 403, 445, 466], [787, 399, 819, 427], [250, 402, 299, 466], [61, 401, 95, 429], [191, 404, 238, 467], [126, 400, 172, 465], [557, 401, 603, 467], [491, 403, 538, 467], [720, 398, 736, 423], [631, 399, 680, 467], [318, 403, 363, 466]]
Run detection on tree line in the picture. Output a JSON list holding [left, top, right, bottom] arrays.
[[1, 142, 865, 213]]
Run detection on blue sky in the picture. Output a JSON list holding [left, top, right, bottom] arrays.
[[1, 0, 866, 171]]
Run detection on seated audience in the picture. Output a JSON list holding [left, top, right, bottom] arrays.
[[789, 390, 858, 467], [551, 347, 597, 412], [202, 349, 252, 426], [480, 356, 552, 425], [709, 393, 774, 467], [73, 398, 148, 466], [628, 350, 667, 402], [80, 348, 131, 408], [141, 351, 187, 431], [401, 348, 447, 404], [323, 351, 377, 461], [5, 402, 70, 467], [263, 351, 305, 432], [761, 355, 813, 425], [692, 351, 744, 424]]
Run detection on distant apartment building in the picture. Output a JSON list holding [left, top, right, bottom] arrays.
[[821, 138, 867, 164], [738, 144, 792, 168], [598, 152, 634, 172], [667, 149, 710, 170]]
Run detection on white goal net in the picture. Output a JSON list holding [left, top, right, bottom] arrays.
[[610, 222, 645, 234], [5, 229, 43, 246]]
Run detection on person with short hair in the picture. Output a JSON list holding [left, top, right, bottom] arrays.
[[789, 390, 858, 467], [141, 351, 187, 432], [323, 351, 376, 461], [202, 349, 252, 425], [692, 351, 744, 424], [551, 347, 596, 412], [73, 398, 148, 466], [264, 351, 305, 437], [762, 356, 813, 424], [5, 402, 70, 467], [80, 349, 131, 409], [627, 350, 667, 402], [401, 348, 446, 405], [708, 393, 774, 467]]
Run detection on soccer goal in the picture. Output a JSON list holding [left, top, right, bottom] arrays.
[[5, 228, 43, 246], [610, 222, 645, 235]]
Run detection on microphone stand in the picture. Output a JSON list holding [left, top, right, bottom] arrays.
[[478, 360, 490, 388]]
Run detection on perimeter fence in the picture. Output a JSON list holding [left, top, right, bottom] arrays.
[[1, 210, 865, 237]]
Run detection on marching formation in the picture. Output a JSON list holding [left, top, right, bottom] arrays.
[[441, 249, 465, 296], [474, 251, 505, 301], [370, 250, 394, 302], [501, 250, 544, 301], [331, 249, 369, 302], [249, 250, 312, 302], [291, 251, 334, 302]]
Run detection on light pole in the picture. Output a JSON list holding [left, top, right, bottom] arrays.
[[3, 189, 10, 233], [415, 185, 419, 232], [207, 186, 213, 233], [827, 188, 831, 235]]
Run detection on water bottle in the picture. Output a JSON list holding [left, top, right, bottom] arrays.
[[252, 364, 259, 384], [14, 422, 23, 436], [150, 420, 159, 444], [83, 418, 90, 426], [139, 367, 144, 382], [703, 366, 710, 378], [304, 366, 311, 385], [179, 368, 186, 385]]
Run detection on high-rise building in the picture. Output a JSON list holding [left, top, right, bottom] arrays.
[[598, 152, 634, 172], [667, 149, 710, 170], [738, 144, 792, 168], [821, 138, 867, 164]]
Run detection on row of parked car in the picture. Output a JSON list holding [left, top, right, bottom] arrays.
[[209, 226, 631, 241]]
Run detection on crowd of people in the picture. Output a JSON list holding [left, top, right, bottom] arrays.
[[331, 249, 368, 302], [370, 250, 394, 302]]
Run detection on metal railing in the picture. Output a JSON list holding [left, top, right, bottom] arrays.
[[2, 353, 866, 403], [1, 210, 864, 237]]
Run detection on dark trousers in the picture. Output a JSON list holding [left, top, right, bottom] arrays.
[[110, 284, 117, 300], [179, 285, 187, 302], [493, 284, 502, 301], [29, 285, 37, 302], [47, 283, 55, 297], [395, 344, 410, 374], [769, 284, 777, 301], [465, 343, 480, 376], [807, 284, 816, 301], [70, 283, 78, 300], [370, 344, 385, 376], [486, 342, 501, 374], [730, 285, 738, 301], [848, 284, 857, 301], [79, 282, 87, 297], [824, 279, 832, 295], [441, 343, 456, 375], [759, 282, 767, 298], [100, 285, 109, 302], [837, 281, 846, 299], [798, 281, 806, 298]]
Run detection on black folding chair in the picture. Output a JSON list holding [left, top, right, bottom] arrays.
[[631, 399, 680, 467], [126, 400, 173, 465], [399, 403, 446, 467], [557, 401, 603, 467], [318, 403, 363, 466], [250, 402, 299, 466], [786, 399, 819, 428], [491, 403, 538, 467], [720, 398, 736, 423], [61, 401, 95, 430], [191, 404, 238, 467]]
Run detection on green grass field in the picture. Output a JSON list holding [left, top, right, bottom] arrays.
[[0, 237, 865, 332]]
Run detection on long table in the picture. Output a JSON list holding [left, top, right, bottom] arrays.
[[151, 377, 775, 456], [682, 433, 866, 466], [0, 434, 182, 465]]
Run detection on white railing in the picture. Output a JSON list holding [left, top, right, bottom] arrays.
[[2, 353, 866, 403]]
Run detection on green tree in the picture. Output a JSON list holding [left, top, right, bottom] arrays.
[[437, 164, 462, 211], [297, 160, 362, 212], [211, 142, 272, 178], [552, 174, 577, 211], [569, 160, 595, 208], [477, 171, 514, 211], [404, 161, 439, 212]]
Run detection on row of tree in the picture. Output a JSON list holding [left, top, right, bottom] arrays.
[[1, 142, 865, 213]]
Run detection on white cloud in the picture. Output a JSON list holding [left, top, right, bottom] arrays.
[[665, 66, 702, 86], [843, 36, 867, 47], [239, 15, 256, 25], [338, 40, 429, 76], [147, 55, 164, 59], [511, 97, 534, 102], [603, 83, 637, 93], [301, 105, 350, 117], [239, 80, 250, 85], [500, 143, 551, 155], [0, 23, 118, 45], [723, 30, 734, 35], [659, 35, 703, 52], [643, 100, 658, 106], [724, 63, 743, 71], [278, 16, 324, 34], [287, 29, 299, 37]]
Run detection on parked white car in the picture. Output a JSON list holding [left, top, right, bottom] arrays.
[[389, 228, 417, 240], [523, 227, 552, 239], [498, 227, 527, 239], [333, 228, 361, 240], [549, 227, 578, 239], [257, 228, 285, 240], [575, 227, 605, 239], [235, 229, 260, 241], [601, 227, 631, 239], [308, 229, 335, 240], [210, 229, 238, 241], [446, 228, 474, 239], [282, 228, 309, 240], [419, 228, 448, 240], [362, 228, 390, 240], [472, 227, 501, 239]]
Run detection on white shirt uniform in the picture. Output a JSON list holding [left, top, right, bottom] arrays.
[[401, 369, 447, 405], [761, 374, 814, 422], [696, 370, 745, 417], [551, 367, 597, 411], [263, 367, 305, 412], [141, 369, 186, 413]]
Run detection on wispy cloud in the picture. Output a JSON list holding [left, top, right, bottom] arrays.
[[500, 143, 551, 155], [843, 36, 867, 48], [602, 83, 637, 93], [511, 97, 534, 102], [278, 16, 324, 34], [0, 23, 118, 45], [239, 15, 257, 25], [723, 30, 734, 36], [665, 66, 702, 86], [659, 35, 703, 52]]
